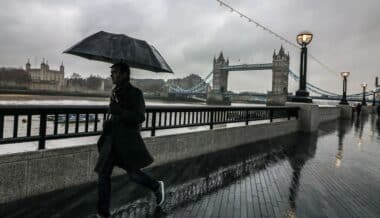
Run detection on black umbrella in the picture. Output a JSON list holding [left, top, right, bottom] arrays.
[[63, 31, 173, 73]]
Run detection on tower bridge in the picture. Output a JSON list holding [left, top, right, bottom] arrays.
[[166, 47, 378, 105], [216, 63, 273, 71], [207, 46, 289, 105]]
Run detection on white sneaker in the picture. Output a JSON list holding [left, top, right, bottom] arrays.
[[155, 181, 165, 206]]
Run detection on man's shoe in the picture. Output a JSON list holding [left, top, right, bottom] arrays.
[[96, 213, 110, 218], [155, 181, 165, 206], [96, 210, 111, 218]]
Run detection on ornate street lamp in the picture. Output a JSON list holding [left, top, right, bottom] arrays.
[[372, 88, 376, 106], [339, 72, 350, 105], [361, 83, 367, 106], [292, 31, 313, 103]]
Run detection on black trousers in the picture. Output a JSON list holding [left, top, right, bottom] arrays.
[[97, 154, 159, 215]]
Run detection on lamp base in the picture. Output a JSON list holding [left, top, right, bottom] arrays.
[[291, 90, 312, 103], [291, 96, 313, 103], [295, 90, 310, 97], [339, 99, 349, 105]]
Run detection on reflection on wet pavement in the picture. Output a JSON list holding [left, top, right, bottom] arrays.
[[1, 114, 380, 217]]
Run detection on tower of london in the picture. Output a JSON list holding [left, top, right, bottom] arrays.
[[25, 59, 65, 91]]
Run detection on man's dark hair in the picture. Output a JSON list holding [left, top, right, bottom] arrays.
[[111, 63, 130, 79]]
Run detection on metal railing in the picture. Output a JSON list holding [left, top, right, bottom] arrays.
[[0, 105, 298, 149]]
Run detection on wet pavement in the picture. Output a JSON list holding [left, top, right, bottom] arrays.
[[1, 114, 380, 217]]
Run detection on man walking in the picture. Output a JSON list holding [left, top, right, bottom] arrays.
[[95, 63, 165, 217]]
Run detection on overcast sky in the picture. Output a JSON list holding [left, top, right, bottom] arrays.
[[1, 0, 379, 94]]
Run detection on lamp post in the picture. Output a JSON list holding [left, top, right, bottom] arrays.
[[372, 89, 376, 106], [292, 31, 313, 103], [339, 72, 350, 105], [361, 83, 367, 106]]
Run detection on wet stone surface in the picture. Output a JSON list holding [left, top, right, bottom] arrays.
[[1, 114, 380, 217]]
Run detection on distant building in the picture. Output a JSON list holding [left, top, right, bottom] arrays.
[[25, 59, 65, 91], [64, 73, 105, 93], [0, 68, 31, 89], [131, 79, 166, 93]]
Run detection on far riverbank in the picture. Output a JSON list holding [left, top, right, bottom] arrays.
[[0, 94, 216, 106]]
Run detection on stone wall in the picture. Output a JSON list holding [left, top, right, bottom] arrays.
[[266, 92, 287, 106], [318, 106, 341, 123], [0, 119, 299, 204]]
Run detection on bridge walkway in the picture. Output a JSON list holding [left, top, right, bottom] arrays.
[[1, 114, 380, 217]]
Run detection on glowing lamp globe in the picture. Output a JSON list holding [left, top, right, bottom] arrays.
[[296, 31, 313, 46], [340, 72, 350, 78]]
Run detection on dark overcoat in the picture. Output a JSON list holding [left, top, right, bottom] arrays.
[[95, 79, 153, 173]]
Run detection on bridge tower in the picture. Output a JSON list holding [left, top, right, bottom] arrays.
[[207, 52, 231, 105], [267, 46, 290, 106]]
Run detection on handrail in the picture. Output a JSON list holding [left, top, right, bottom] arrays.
[[0, 105, 299, 149]]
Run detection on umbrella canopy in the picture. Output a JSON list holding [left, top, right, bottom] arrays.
[[63, 31, 173, 73]]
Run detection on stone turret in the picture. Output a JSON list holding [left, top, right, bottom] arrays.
[[25, 59, 31, 71], [207, 51, 231, 105], [60, 62, 64, 73], [212, 51, 229, 92], [273, 45, 290, 62], [216, 51, 225, 63], [45, 60, 49, 71], [267, 45, 290, 106], [38, 58, 53, 71], [40, 59, 45, 70]]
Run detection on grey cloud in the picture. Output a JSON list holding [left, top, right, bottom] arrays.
[[0, 0, 379, 94]]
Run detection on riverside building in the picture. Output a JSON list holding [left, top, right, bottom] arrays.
[[25, 59, 65, 91]]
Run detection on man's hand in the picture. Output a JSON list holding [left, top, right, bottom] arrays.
[[109, 103, 123, 115]]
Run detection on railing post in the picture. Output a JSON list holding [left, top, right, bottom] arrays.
[[27, 114, 32, 137], [75, 113, 80, 133], [65, 114, 69, 134], [151, 111, 156, 136], [94, 114, 98, 132], [245, 109, 249, 125], [210, 110, 214, 130], [0, 114, 3, 139], [85, 113, 89, 132], [270, 109, 273, 123], [13, 115, 18, 138], [39, 113, 47, 150]]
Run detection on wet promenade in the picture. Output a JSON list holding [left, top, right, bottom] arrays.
[[1, 114, 380, 217]]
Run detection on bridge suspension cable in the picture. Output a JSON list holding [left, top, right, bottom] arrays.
[[167, 71, 213, 93], [289, 69, 373, 97], [215, 0, 340, 77], [288, 70, 340, 96]]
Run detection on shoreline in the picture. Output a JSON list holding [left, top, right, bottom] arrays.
[[0, 94, 264, 106], [0, 94, 109, 101], [0, 94, 214, 105]]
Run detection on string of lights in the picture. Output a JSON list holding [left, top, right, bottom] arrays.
[[216, 0, 340, 77]]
